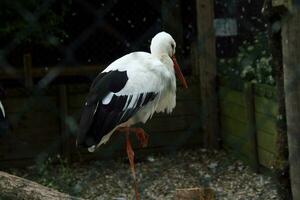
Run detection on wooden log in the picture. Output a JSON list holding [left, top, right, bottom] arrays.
[[0, 171, 85, 200], [281, 6, 300, 200], [196, 0, 220, 149], [176, 187, 215, 200]]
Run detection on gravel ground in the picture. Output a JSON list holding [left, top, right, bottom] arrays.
[[10, 148, 281, 200]]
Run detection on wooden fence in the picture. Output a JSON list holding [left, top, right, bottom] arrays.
[[0, 65, 202, 167], [219, 78, 279, 170], [0, 61, 284, 174]]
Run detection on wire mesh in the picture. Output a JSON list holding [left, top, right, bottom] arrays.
[[0, 0, 291, 199]]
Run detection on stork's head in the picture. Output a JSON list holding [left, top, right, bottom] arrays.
[[150, 31, 188, 88]]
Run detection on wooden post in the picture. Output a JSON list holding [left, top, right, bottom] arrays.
[[282, 6, 300, 200], [244, 83, 259, 172], [23, 54, 33, 88], [196, 0, 220, 149], [59, 85, 70, 161], [263, 0, 291, 198]]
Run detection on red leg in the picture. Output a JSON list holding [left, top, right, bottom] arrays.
[[125, 131, 136, 179], [132, 127, 149, 148], [118, 127, 140, 200]]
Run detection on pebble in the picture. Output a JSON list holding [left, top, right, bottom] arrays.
[[11, 148, 282, 200]]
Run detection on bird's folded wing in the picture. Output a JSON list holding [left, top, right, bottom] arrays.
[[77, 67, 164, 148]]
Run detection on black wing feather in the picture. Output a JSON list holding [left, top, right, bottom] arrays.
[[77, 70, 157, 148]]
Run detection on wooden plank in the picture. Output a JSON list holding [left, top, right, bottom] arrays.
[[176, 84, 201, 101], [0, 138, 60, 160], [154, 101, 201, 118], [255, 84, 277, 100], [141, 115, 199, 133], [196, 0, 219, 149], [0, 158, 37, 168], [221, 118, 278, 153], [146, 130, 202, 147], [258, 148, 276, 169], [2, 96, 57, 113], [222, 133, 252, 157], [6, 127, 59, 141], [257, 130, 277, 153], [255, 96, 278, 117], [0, 65, 106, 80], [219, 101, 247, 122], [8, 111, 59, 130], [3, 87, 59, 98], [222, 133, 276, 169], [220, 116, 248, 138], [72, 129, 202, 159], [218, 77, 244, 91], [0, 128, 60, 161], [255, 113, 277, 135], [282, 7, 300, 199], [219, 86, 246, 107], [67, 84, 89, 94]]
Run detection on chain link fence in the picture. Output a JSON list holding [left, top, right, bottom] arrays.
[[0, 0, 198, 162]]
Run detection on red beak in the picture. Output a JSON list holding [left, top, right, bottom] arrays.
[[172, 56, 188, 88]]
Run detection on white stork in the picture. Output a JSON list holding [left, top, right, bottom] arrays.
[[77, 31, 187, 199]]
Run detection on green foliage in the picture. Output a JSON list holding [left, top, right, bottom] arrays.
[[218, 32, 275, 86], [0, 0, 71, 47]]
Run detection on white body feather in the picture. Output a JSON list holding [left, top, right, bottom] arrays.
[[89, 52, 177, 151]]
